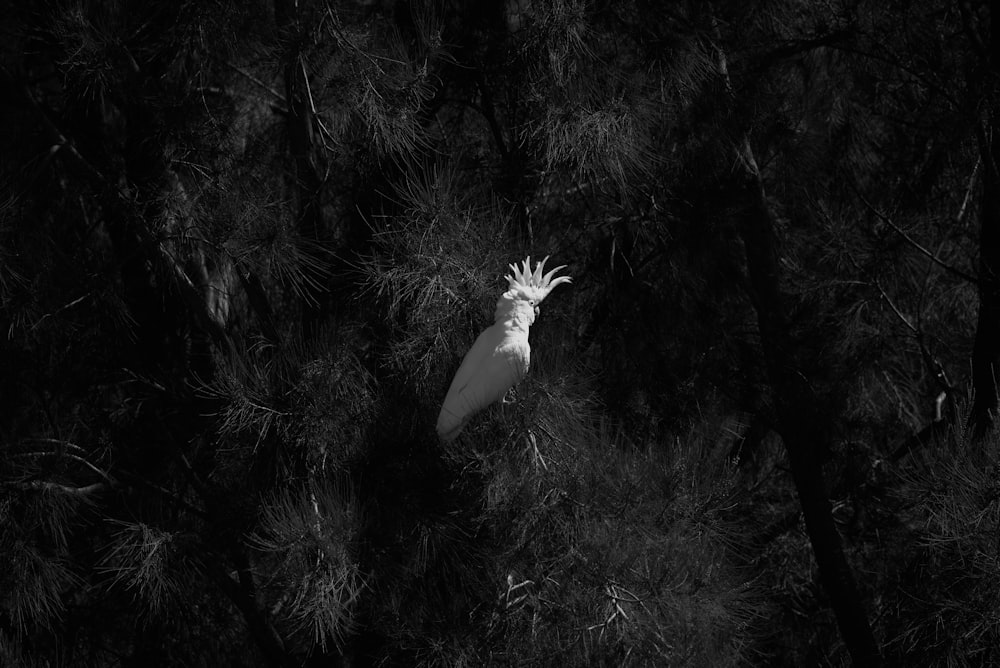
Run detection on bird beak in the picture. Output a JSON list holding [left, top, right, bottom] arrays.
[[534, 306, 540, 317]]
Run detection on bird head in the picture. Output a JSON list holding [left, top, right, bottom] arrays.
[[503, 255, 572, 315]]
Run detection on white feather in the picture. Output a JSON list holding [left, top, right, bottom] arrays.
[[436, 299, 532, 441], [436, 256, 571, 441]]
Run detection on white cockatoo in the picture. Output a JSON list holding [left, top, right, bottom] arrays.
[[436, 256, 572, 441]]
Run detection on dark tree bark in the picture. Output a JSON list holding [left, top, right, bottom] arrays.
[[708, 20, 883, 665], [970, 119, 1000, 436], [205, 559, 297, 668], [737, 172, 882, 667], [274, 0, 327, 332], [968, 3, 1000, 437], [970, 181, 1000, 434]]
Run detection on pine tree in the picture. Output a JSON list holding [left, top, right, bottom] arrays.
[[4, 0, 999, 666]]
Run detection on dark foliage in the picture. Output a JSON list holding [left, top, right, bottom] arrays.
[[1, 0, 996, 666]]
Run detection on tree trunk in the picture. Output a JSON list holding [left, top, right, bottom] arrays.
[[970, 12, 1000, 435], [738, 174, 882, 666], [274, 0, 327, 332], [970, 138, 1000, 435], [708, 21, 881, 662], [205, 559, 297, 668]]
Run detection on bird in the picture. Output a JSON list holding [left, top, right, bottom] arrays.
[[436, 255, 572, 441]]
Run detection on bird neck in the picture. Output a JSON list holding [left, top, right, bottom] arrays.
[[494, 293, 535, 332]]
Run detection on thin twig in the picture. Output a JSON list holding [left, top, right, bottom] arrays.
[[13, 450, 114, 483], [873, 281, 917, 334], [300, 59, 317, 115], [856, 192, 979, 285], [113, 468, 212, 520], [30, 293, 92, 330], [5, 480, 106, 496], [224, 61, 287, 106], [24, 437, 87, 452], [956, 158, 980, 224]]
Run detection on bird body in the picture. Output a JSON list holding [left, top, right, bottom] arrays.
[[436, 256, 571, 441]]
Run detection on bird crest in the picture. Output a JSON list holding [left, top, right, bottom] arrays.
[[504, 255, 572, 304]]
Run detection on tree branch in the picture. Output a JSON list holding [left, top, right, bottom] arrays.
[[13, 449, 114, 483], [5, 480, 107, 496], [113, 468, 213, 520], [224, 61, 289, 110], [202, 557, 296, 667], [751, 28, 855, 75], [856, 192, 980, 286], [710, 15, 883, 665], [477, 75, 510, 161], [873, 280, 917, 334], [956, 158, 980, 224]]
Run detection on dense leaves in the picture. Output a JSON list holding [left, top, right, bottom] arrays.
[[1, 0, 996, 666]]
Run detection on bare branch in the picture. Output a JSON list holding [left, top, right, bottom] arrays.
[[856, 192, 979, 285], [30, 293, 92, 331], [5, 480, 107, 496], [112, 468, 212, 520], [955, 158, 980, 224], [224, 61, 288, 109], [873, 280, 917, 334], [23, 437, 87, 453], [13, 449, 114, 483]]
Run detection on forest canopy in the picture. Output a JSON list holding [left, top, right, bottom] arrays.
[[1, 1, 997, 666]]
